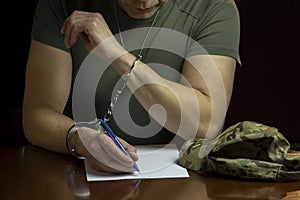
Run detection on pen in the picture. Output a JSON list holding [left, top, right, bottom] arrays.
[[99, 119, 140, 173]]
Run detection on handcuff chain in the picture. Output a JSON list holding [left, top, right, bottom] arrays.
[[103, 55, 142, 122]]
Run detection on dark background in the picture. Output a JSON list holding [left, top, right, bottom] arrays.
[[1, 0, 299, 147], [224, 0, 299, 147]]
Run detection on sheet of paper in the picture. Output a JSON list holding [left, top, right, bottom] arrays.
[[85, 144, 190, 181]]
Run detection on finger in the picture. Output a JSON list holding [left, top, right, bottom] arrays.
[[68, 11, 100, 48], [65, 20, 80, 48], [62, 11, 83, 48], [62, 18, 77, 48], [118, 137, 139, 161], [73, 128, 131, 173], [86, 134, 136, 172], [79, 33, 93, 51], [118, 137, 136, 152], [68, 18, 88, 47], [77, 127, 137, 172], [98, 134, 136, 167], [87, 140, 137, 173]]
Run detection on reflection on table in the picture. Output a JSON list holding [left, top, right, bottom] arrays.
[[1, 145, 300, 200]]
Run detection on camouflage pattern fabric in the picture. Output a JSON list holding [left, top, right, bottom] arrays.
[[179, 121, 300, 182]]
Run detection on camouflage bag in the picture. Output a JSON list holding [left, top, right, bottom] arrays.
[[179, 121, 300, 182]]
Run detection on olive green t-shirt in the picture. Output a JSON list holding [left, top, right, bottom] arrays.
[[31, 0, 241, 145]]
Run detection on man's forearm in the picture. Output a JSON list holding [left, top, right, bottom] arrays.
[[22, 107, 74, 154], [110, 53, 213, 140]]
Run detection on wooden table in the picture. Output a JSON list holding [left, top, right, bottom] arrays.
[[1, 145, 299, 200]]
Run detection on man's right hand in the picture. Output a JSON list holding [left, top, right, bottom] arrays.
[[71, 126, 138, 173]]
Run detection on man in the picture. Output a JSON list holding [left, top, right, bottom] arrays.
[[22, 0, 240, 173]]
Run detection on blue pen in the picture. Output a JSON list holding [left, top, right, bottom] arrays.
[[99, 119, 140, 173]]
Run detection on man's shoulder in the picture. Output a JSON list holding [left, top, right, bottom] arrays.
[[173, 0, 236, 19]]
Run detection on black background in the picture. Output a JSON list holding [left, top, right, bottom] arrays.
[[1, 0, 299, 147]]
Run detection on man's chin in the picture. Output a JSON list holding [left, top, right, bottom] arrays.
[[127, 7, 159, 19]]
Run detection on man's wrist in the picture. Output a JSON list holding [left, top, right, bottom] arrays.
[[111, 52, 138, 76], [94, 38, 127, 64], [66, 125, 85, 159]]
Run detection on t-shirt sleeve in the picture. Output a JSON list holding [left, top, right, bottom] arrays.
[[31, 0, 70, 52], [188, 0, 241, 65]]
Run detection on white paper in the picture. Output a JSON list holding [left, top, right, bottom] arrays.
[[85, 144, 190, 181]]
